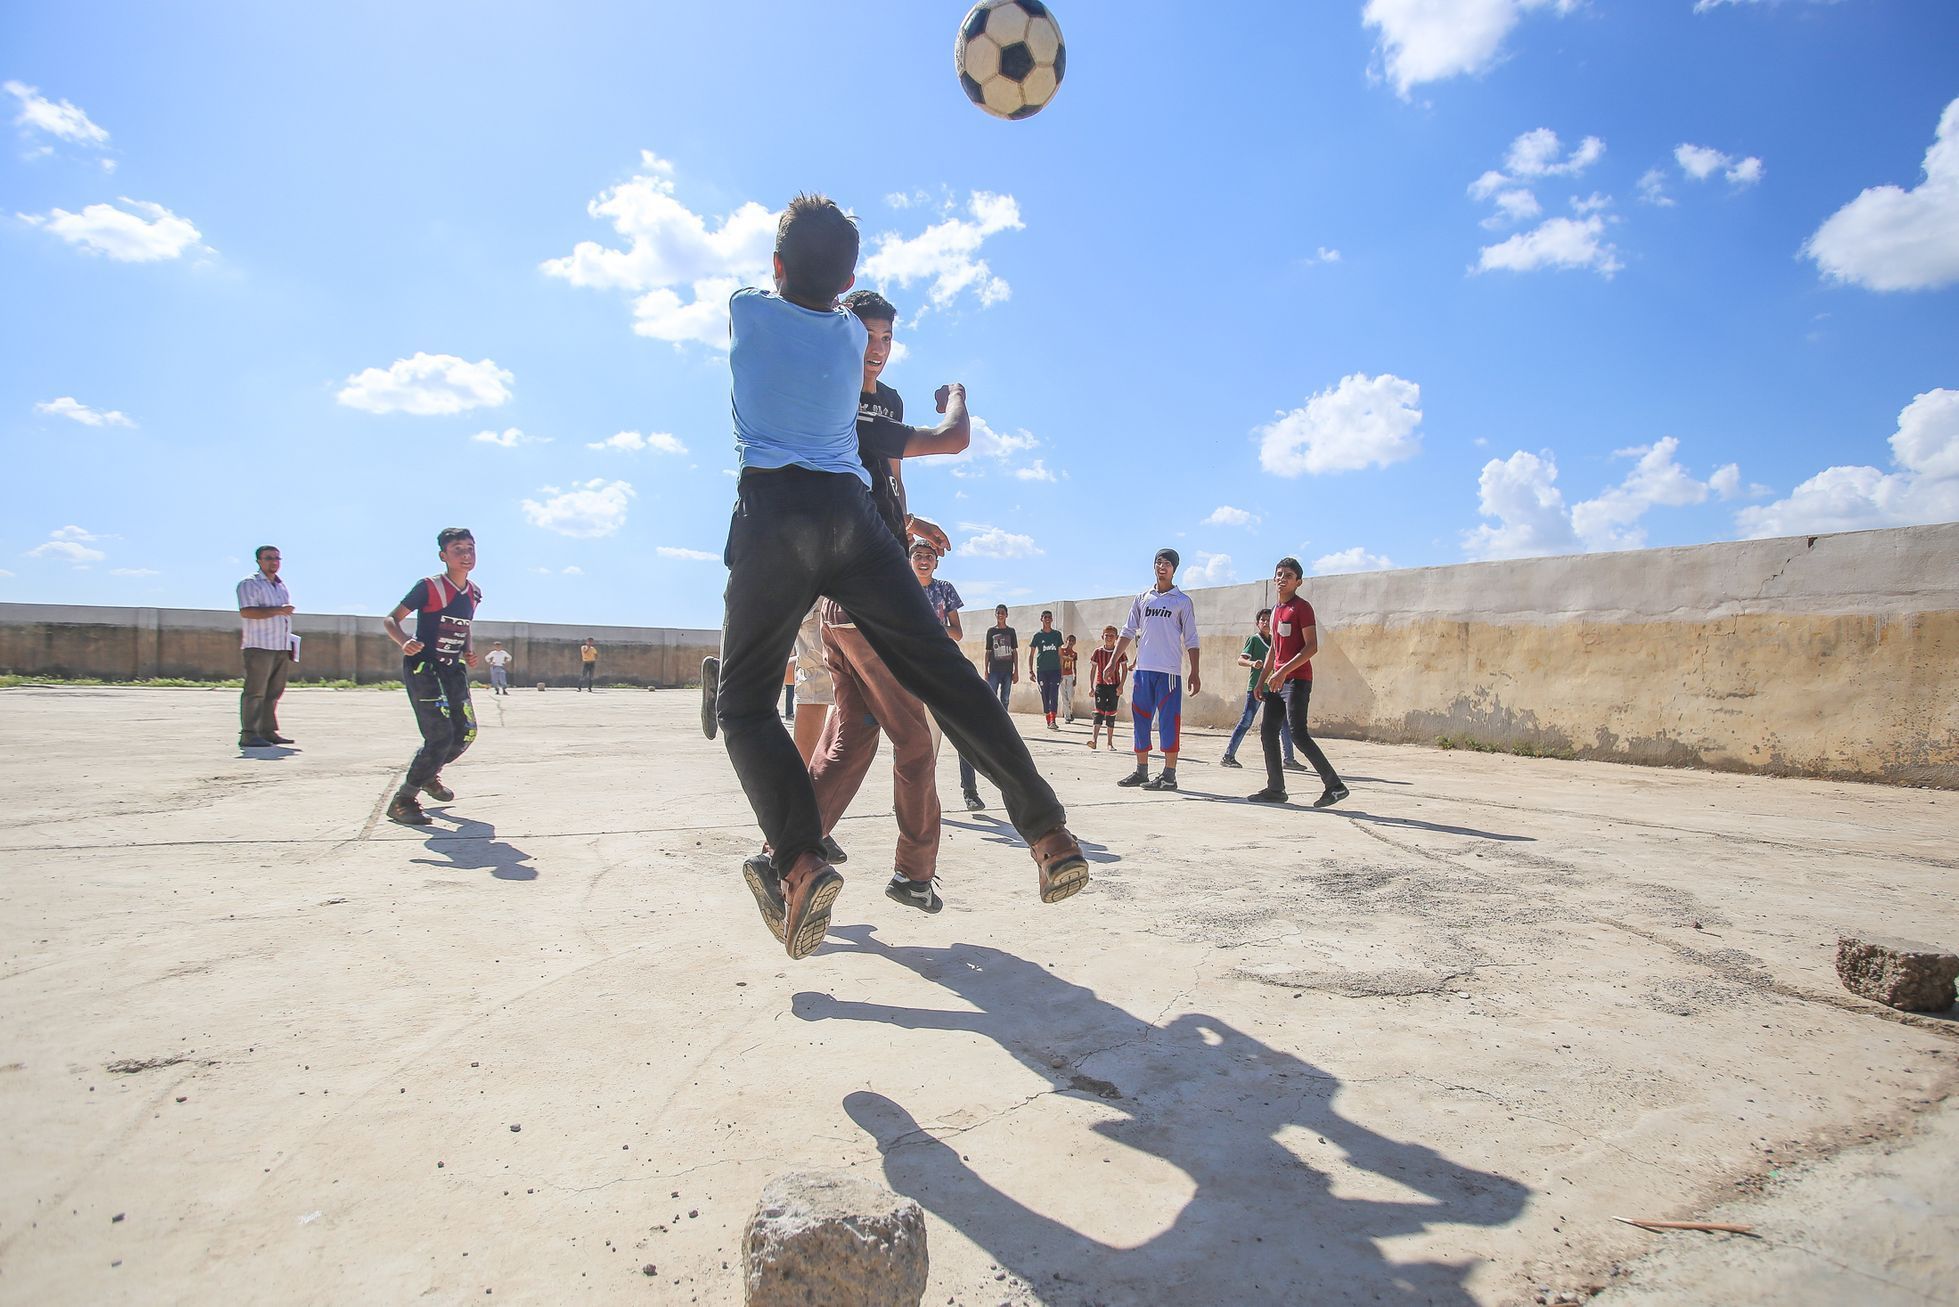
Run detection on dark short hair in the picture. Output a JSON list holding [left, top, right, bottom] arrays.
[[1041, 610, 1053, 619], [437, 527, 473, 551], [255, 544, 279, 560], [1255, 607, 1272, 622], [776, 193, 858, 303], [1275, 556, 1303, 578], [842, 289, 897, 324], [1155, 547, 1180, 569], [995, 604, 1009, 613]]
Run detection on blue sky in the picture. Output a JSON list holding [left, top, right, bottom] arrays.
[[3, 0, 1955, 627]]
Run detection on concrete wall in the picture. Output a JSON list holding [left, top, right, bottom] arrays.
[[962, 524, 1959, 789], [0, 604, 718, 689]]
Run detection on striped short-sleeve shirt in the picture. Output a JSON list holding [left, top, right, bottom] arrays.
[[237, 573, 292, 652]]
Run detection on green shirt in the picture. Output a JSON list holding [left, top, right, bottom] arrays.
[[1031, 628, 1063, 674], [1242, 634, 1270, 693]]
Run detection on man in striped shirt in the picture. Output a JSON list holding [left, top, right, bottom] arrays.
[[236, 545, 296, 749]]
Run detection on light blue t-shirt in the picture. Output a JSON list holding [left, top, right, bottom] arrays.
[[729, 287, 868, 484]]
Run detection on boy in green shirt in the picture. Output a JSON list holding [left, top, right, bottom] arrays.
[[1028, 609, 1065, 730], [1219, 608, 1301, 770]]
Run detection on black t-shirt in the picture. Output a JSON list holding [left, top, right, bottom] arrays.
[[857, 382, 917, 543], [986, 624, 1018, 666], [400, 575, 481, 662]]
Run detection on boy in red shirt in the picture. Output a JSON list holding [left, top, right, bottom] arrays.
[[1085, 625, 1129, 751], [1247, 557, 1348, 807]]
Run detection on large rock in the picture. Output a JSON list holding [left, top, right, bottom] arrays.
[[743, 1170, 928, 1307], [1836, 936, 1959, 1012]]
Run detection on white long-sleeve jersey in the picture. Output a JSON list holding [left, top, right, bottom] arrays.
[[1120, 585, 1199, 676]]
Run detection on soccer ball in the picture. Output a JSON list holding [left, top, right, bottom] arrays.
[[956, 0, 1066, 121]]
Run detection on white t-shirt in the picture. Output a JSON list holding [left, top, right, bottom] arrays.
[[485, 649, 512, 668], [1120, 585, 1199, 676]]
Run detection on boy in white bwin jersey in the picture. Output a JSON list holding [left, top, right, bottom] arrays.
[[1108, 547, 1201, 791]]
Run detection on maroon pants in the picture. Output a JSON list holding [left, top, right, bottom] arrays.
[[808, 609, 941, 882]]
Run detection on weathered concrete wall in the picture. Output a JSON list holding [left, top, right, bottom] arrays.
[[0, 604, 718, 689], [964, 524, 1959, 788]]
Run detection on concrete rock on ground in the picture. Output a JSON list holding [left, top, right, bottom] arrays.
[[1835, 935, 1959, 1012], [744, 1170, 927, 1307]]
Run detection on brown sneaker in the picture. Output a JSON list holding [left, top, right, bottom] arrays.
[[779, 852, 844, 961], [1028, 826, 1091, 904]]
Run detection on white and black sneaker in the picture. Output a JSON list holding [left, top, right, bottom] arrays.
[[884, 873, 943, 914]]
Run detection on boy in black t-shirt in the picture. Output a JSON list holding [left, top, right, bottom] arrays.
[[381, 527, 482, 826]]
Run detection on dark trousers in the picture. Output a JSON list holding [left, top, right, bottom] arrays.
[[1226, 690, 1294, 762], [581, 663, 595, 690], [1262, 679, 1340, 794], [986, 663, 1014, 708], [716, 468, 1065, 868], [1037, 669, 1061, 717], [401, 656, 476, 793], [239, 647, 291, 742]]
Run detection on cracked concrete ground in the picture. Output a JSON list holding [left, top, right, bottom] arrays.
[[1, 686, 1954, 1305]]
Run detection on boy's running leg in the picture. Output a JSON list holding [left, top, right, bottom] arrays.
[[1285, 680, 1347, 806], [829, 626, 941, 882], [392, 657, 453, 824], [1221, 691, 1257, 765], [807, 621, 881, 846], [1248, 689, 1289, 802]]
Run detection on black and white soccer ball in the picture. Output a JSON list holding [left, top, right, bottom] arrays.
[[956, 0, 1066, 121]]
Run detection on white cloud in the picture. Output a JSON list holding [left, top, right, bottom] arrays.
[[1012, 458, 1057, 482], [942, 413, 1043, 481], [1462, 450, 1579, 560], [1477, 215, 1622, 277], [1675, 143, 1764, 187], [1694, 0, 1842, 11], [1637, 167, 1676, 207], [1570, 192, 1611, 215], [0, 569, 14, 578], [958, 524, 1043, 559], [1257, 373, 1424, 476], [1204, 505, 1261, 528], [541, 151, 776, 349], [656, 546, 719, 561], [1482, 187, 1542, 229], [21, 198, 201, 262], [336, 353, 513, 416], [1505, 128, 1604, 179], [1568, 438, 1714, 550], [1737, 389, 1959, 538], [1363, 0, 1578, 98], [1470, 131, 1607, 238], [561, 565, 583, 575], [36, 396, 134, 427], [472, 427, 548, 447], [520, 479, 635, 538], [1465, 439, 1738, 559], [5, 80, 109, 146], [587, 430, 688, 454], [1305, 246, 1342, 265], [27, 526, 108, 566], [860, 191, 1024, 313], [1182, 552, 1237, 587], [1313, 547, 1397, 575], [1804, 97, 1959, 292], [111, 567, 159, 577]]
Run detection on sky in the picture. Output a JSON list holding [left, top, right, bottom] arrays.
[[3, 0, 1956, 628]]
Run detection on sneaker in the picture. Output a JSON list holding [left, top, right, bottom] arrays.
[[1218, 755, 1243, 769], [884, 873, 943, 914], [240, 736, 273, 749], [421, 778, 454, 802], [1247, 789, 1289, 804], [780, 854, 845, 961], [387, 795, 432, 826], [1313, 784, 1351, 809], [700, 656, 719, 740], [1142, 773, 1179, 792], [820, 834, 849, 864], [742, 853, 785, 942], [1116, 770, 1149, 787], [963, 792, 984, 812], [268, 734, 295, 745], [1028, 826, 1091, 904], [1284, 759, 1308, 773]]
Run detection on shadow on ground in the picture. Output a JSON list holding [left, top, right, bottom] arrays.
[[941, 813, 1121, 864], [796, 924, 1526, 1303], [411, 814, 539, 881]]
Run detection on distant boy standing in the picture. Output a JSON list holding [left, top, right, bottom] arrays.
[[1086, 625, 1128, 751], [983, 605, 1018, 708], [1247, 557, 1349, 808], [1028, 610, 1064, 730], [717, 194, 1090, 961], [380, 527, 482, 826], [485, 641, 512, 695], [1058, 634, 1079, 725], [579, 638, 599, 691], [1109, 548, 1201, 791], [1219, 609, 1301, 770]]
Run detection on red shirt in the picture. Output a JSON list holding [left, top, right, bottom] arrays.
[[1089, 646, 1127, 683], [1269, 597, 1316, 682]]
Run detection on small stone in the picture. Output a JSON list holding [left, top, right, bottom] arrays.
[[1836, 936, 1959, 1012], [510, 1124, 521, 1133], [112, 1212, 125, 1223], [642, 1264, 656, 1277], [437, 1162, 445, 1169], [743, 1170, 927, 1307], [688, 1209, 698, 1219], [175, 1096, 187, 1103]]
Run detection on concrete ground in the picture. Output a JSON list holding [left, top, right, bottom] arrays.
[[0, 686, 1953, 1307]]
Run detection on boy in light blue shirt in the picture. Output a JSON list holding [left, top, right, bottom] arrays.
[[716, 194, 1091, 962]]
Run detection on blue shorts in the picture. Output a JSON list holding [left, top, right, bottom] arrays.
[[1130, 670, 1182, 753]]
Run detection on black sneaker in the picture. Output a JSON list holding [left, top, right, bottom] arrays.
[[421, 778, 454, 802], [1116, 771, 1149, 787], [1247, 789, 1289, 804], [821, 834, 848, 864], [884, 873, 943, 914], [700, 656, 719, 740], [240, 736, 273, 749], [1313, 784, 1351, 809], [963, 792, 984, 812], [1284, 760, 1308, 773], [742, 853, 785, 942], [268, 734, 295, 745], [387, 795, 433, 826], [1142, 773, 1178, 792], [1218, 755, 1243, 768]]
